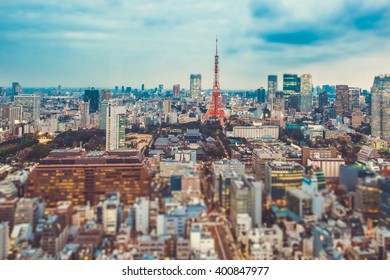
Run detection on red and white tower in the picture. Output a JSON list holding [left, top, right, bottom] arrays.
[[202, 37, 226, 125]]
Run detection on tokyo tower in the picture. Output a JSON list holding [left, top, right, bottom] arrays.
[[202, 37, 226, 125]]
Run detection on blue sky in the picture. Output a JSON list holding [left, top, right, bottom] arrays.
[[0, 0, 389, 90]]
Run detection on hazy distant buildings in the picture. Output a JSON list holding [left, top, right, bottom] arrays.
[[335, 85, 350, 117], [173, 84, 180, 98], [163, 100, 172, 115], [371, 75, 390, 140], [300, 74, 313, 113], [83, 88, 100, 113], [190, 74, 201, 99], [80, 101, 90, 129], [318, 92, 328, 110], [106, 106, 126, 151], [14, 93, 40, 123], [267, 75, 278, 103]]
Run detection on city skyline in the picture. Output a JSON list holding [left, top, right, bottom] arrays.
[[1, 0, 390, 90]]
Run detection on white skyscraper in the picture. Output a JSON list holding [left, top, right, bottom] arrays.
[[102, 192, 120, 235], [134, 197, 149, 235], [106, 105, 126, 151]]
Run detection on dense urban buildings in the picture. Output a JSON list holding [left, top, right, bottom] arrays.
[[1, 38, 390, 261]]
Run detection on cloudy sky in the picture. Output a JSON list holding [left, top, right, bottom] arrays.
[[0, 0, 389, 90]]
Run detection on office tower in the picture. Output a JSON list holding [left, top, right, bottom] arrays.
[[163, 100, 171, 115], [355, 170, 380, 223], [379, 178, 390, 228], [100, 99, 117, 130], [41, 215, 68, 257], [288, 93, 300, 111], [80, 101, 90, 129], [114, 86, 119, 94], [365, 94, 372, 115], [267, 75, 278, 103], [335, 85, 350, 116], [283, 74, 300, 100], [173, 84, 180, 98], [349, 87, 361, 112], [9, 105, 22, 133], [300, 74, 313, 113], [102, 192, 120, 235], [134, 197, 150, 235], [265, 161, 304, 206], [318, 91, 328, 110], [56, 201, 73, 228], [25, 149, 150, 207], [126, 87, 131, 93], [141, 84, 145, 91], [100, 89, 112, 101], [121, 86, 125, 93], [106, 105, 126, 151], [273, 91, 285, 118], [190, 74, 202, 99], [202, 38, 226, 125], [83, 88, 100, 113], [14, 93, 40, 123], [256, 87, 266, 104], [49, 114, 58, 133], [12, 82, 21, 95], [0, 222, 9, 260], [371, 75, 390, 140]]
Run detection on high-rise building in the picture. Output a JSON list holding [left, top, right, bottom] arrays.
[[100, 99, 118, 130], [190, 74, 201, 99], [134, 197, 150, 235], [283, 74, 300, 100], [9, 105, 22, 133], [25, 149, 150, 207], [371, 75, 390, 140], [83, 88, 100, 113], [272, 91, 285, 119], [355, 170, 380, 223], [106, 105, 126, 151], [100, 89, 112, 102], [12, 82, 21, 95], [287, 93, 300, 111], [267, 75, 278, 103], [265, 161, 304, 206], [256, 88, 266, 104], [0, 222, 9, 260], [14, 93, 40, 123], [173, 84, 180, 98], [318, 91, 328, 110], [349, 87, 361, 112], [80, 101, 90, 129], [41, 215, 68, 257], [163, 100, 171, 115], [300, 74, 313, 113], [335, 85, 350, 117], [102, 192, 120, 235]]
